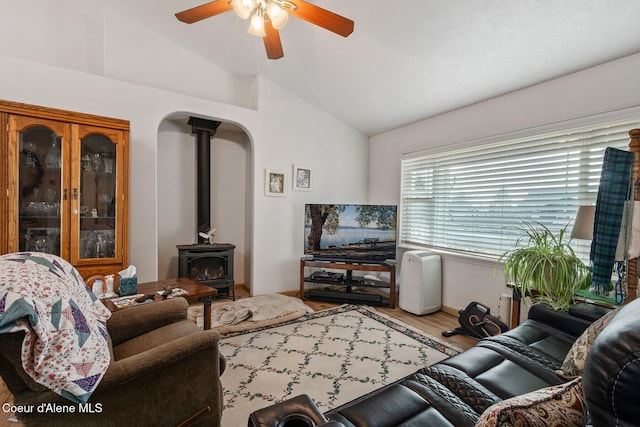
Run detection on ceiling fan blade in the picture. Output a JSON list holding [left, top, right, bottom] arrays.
[[288, 0, 354, 37], [263, 22, 284, 60], [175, 1, 233, 24]]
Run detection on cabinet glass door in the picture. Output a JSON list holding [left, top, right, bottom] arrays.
[[8, 116, 69, 257], [73, 126, 123, 264]]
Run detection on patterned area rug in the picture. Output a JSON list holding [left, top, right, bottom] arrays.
[[219, 304, 461, 426]]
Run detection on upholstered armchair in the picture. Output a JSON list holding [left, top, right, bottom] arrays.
[[0, 296, 225, 426]]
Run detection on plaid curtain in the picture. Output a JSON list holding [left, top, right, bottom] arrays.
[[590, 147, 634, 287]]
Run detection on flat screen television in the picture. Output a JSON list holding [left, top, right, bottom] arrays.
[[304, 204, 397, 263]]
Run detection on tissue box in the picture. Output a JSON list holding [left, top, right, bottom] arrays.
[[118, 276, 138, 296]]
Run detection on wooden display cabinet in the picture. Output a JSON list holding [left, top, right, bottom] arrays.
[[0, 100, 130, 282]]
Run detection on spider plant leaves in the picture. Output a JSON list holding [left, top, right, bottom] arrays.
[[498, 220, 590, 311]]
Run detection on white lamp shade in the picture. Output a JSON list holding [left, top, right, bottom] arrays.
[[233, 0, 256, 20], [266, 3, 288, 29], [571, 205, 595, 240], [248, 11, 266, 37]]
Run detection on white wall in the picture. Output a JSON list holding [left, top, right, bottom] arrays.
[[370, 52, 640, 319], [251, 78, 369, 293], [157, 119, 194, 280], [0, 1, 369, 296], [102, 8, 256, 110], [211, 127, 252, 288]]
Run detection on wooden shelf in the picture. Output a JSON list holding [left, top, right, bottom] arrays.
[[300, 258, 396, 308]]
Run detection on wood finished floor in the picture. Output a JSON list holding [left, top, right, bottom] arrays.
[[0, 287, 476, 427], [277, 288, 477, 351]]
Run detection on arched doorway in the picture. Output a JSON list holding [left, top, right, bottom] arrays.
[[156, 113, 253, 291]]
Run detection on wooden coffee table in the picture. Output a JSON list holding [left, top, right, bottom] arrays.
[[102, 277, 218, 330]]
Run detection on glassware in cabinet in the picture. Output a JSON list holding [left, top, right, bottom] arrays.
[[10, 117, 68, 257], [74, 126, 123, 263]]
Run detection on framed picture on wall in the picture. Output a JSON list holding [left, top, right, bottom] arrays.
[[265, 169, 287, 197], [293, 164, 312, 191]]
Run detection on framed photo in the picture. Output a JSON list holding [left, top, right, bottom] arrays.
[[293, 164, 313, 191], [265, 169, 287, 197]]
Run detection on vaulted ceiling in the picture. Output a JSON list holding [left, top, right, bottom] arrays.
[[104, 0, 640, 136]]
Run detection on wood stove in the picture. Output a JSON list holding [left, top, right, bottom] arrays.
[[176, 117, 236, 299], [177, 243, 235, 299]]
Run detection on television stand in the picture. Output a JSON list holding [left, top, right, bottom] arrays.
[[299, 258, 396, 308]]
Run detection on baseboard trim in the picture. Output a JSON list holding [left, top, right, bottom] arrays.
[[283, 289, 461, 318], [234, 283, 249, 293], [441, 305, 459, 317], [235, 284, 302, 299]]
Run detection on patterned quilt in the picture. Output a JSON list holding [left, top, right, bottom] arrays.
[[0, 252, 112, 403]]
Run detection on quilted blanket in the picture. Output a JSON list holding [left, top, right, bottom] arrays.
[[0, 252, 111, 403]]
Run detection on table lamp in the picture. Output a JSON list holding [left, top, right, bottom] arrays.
[[571, 205, 595, 240]]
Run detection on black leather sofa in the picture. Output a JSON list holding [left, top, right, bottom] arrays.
[[249, 297, 640, 426]]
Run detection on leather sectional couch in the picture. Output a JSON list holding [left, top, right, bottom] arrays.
[[249, 297, 640, 426]]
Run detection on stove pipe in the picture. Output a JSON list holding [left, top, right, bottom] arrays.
[[188, 117, 222, 244]]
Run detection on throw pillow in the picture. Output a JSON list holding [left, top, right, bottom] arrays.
[[475, 377, 586, 427], [556, 307, 619, 379]]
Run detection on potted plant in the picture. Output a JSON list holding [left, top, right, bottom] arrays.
[[498, 221, 591, 311]]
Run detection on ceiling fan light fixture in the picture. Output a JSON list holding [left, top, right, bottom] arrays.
[[175, 0, 352, 59], [232, 0, 256, 20], [248, 8, 266, 37]]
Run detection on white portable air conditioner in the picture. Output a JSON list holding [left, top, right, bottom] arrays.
[[399, 250, 441, 315]]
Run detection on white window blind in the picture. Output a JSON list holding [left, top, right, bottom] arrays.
[[400, 120, 640, 258]]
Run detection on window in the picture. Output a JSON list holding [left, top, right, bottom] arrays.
[[400, 119, 639, 259]]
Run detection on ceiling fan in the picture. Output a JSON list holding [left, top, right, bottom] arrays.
[[175, 0, 354, 60]]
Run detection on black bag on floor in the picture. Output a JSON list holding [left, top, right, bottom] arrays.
[[442, 301, 509, 339]]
